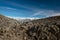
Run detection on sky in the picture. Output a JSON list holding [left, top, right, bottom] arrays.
[[0, 0, 60, 19]]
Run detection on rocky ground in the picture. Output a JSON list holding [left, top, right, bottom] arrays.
[[0, 14, 60, 40]]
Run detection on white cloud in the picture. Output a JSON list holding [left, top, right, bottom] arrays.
[[0, 7, 17, 10], [47, 13, 60, 17], [7, 16, 39, 20], [32, 10, 60, 17], [32, 11, 44, 16], [4, 1, 39, 11]]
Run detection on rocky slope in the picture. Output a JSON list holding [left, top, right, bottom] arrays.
[[21, 16, 60, 40], [0, 15, 60, 40], [0, 15, 24, 40]]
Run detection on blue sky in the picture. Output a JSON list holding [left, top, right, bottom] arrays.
[[0, 0, 60, 19]]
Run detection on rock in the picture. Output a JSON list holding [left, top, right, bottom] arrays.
[[0, 14, 60, 40]]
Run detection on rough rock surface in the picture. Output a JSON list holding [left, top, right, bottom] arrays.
[[0, 15, 60, 40], [23, 16, 60, 40], [0, 15, 23, 40]]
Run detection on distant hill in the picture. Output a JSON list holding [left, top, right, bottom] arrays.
[[0, 14, 60, 40], [17, 19, 32, 23]]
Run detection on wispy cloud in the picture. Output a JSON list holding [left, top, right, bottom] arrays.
[[1, 1, 60, 18], [0, 7, 17, 10], [47, 13, 60, 17], [31, 10, 44, 16], [4, 1, 39, 11], [32, 10, 60, 17], [7, 16, 39, 20]]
